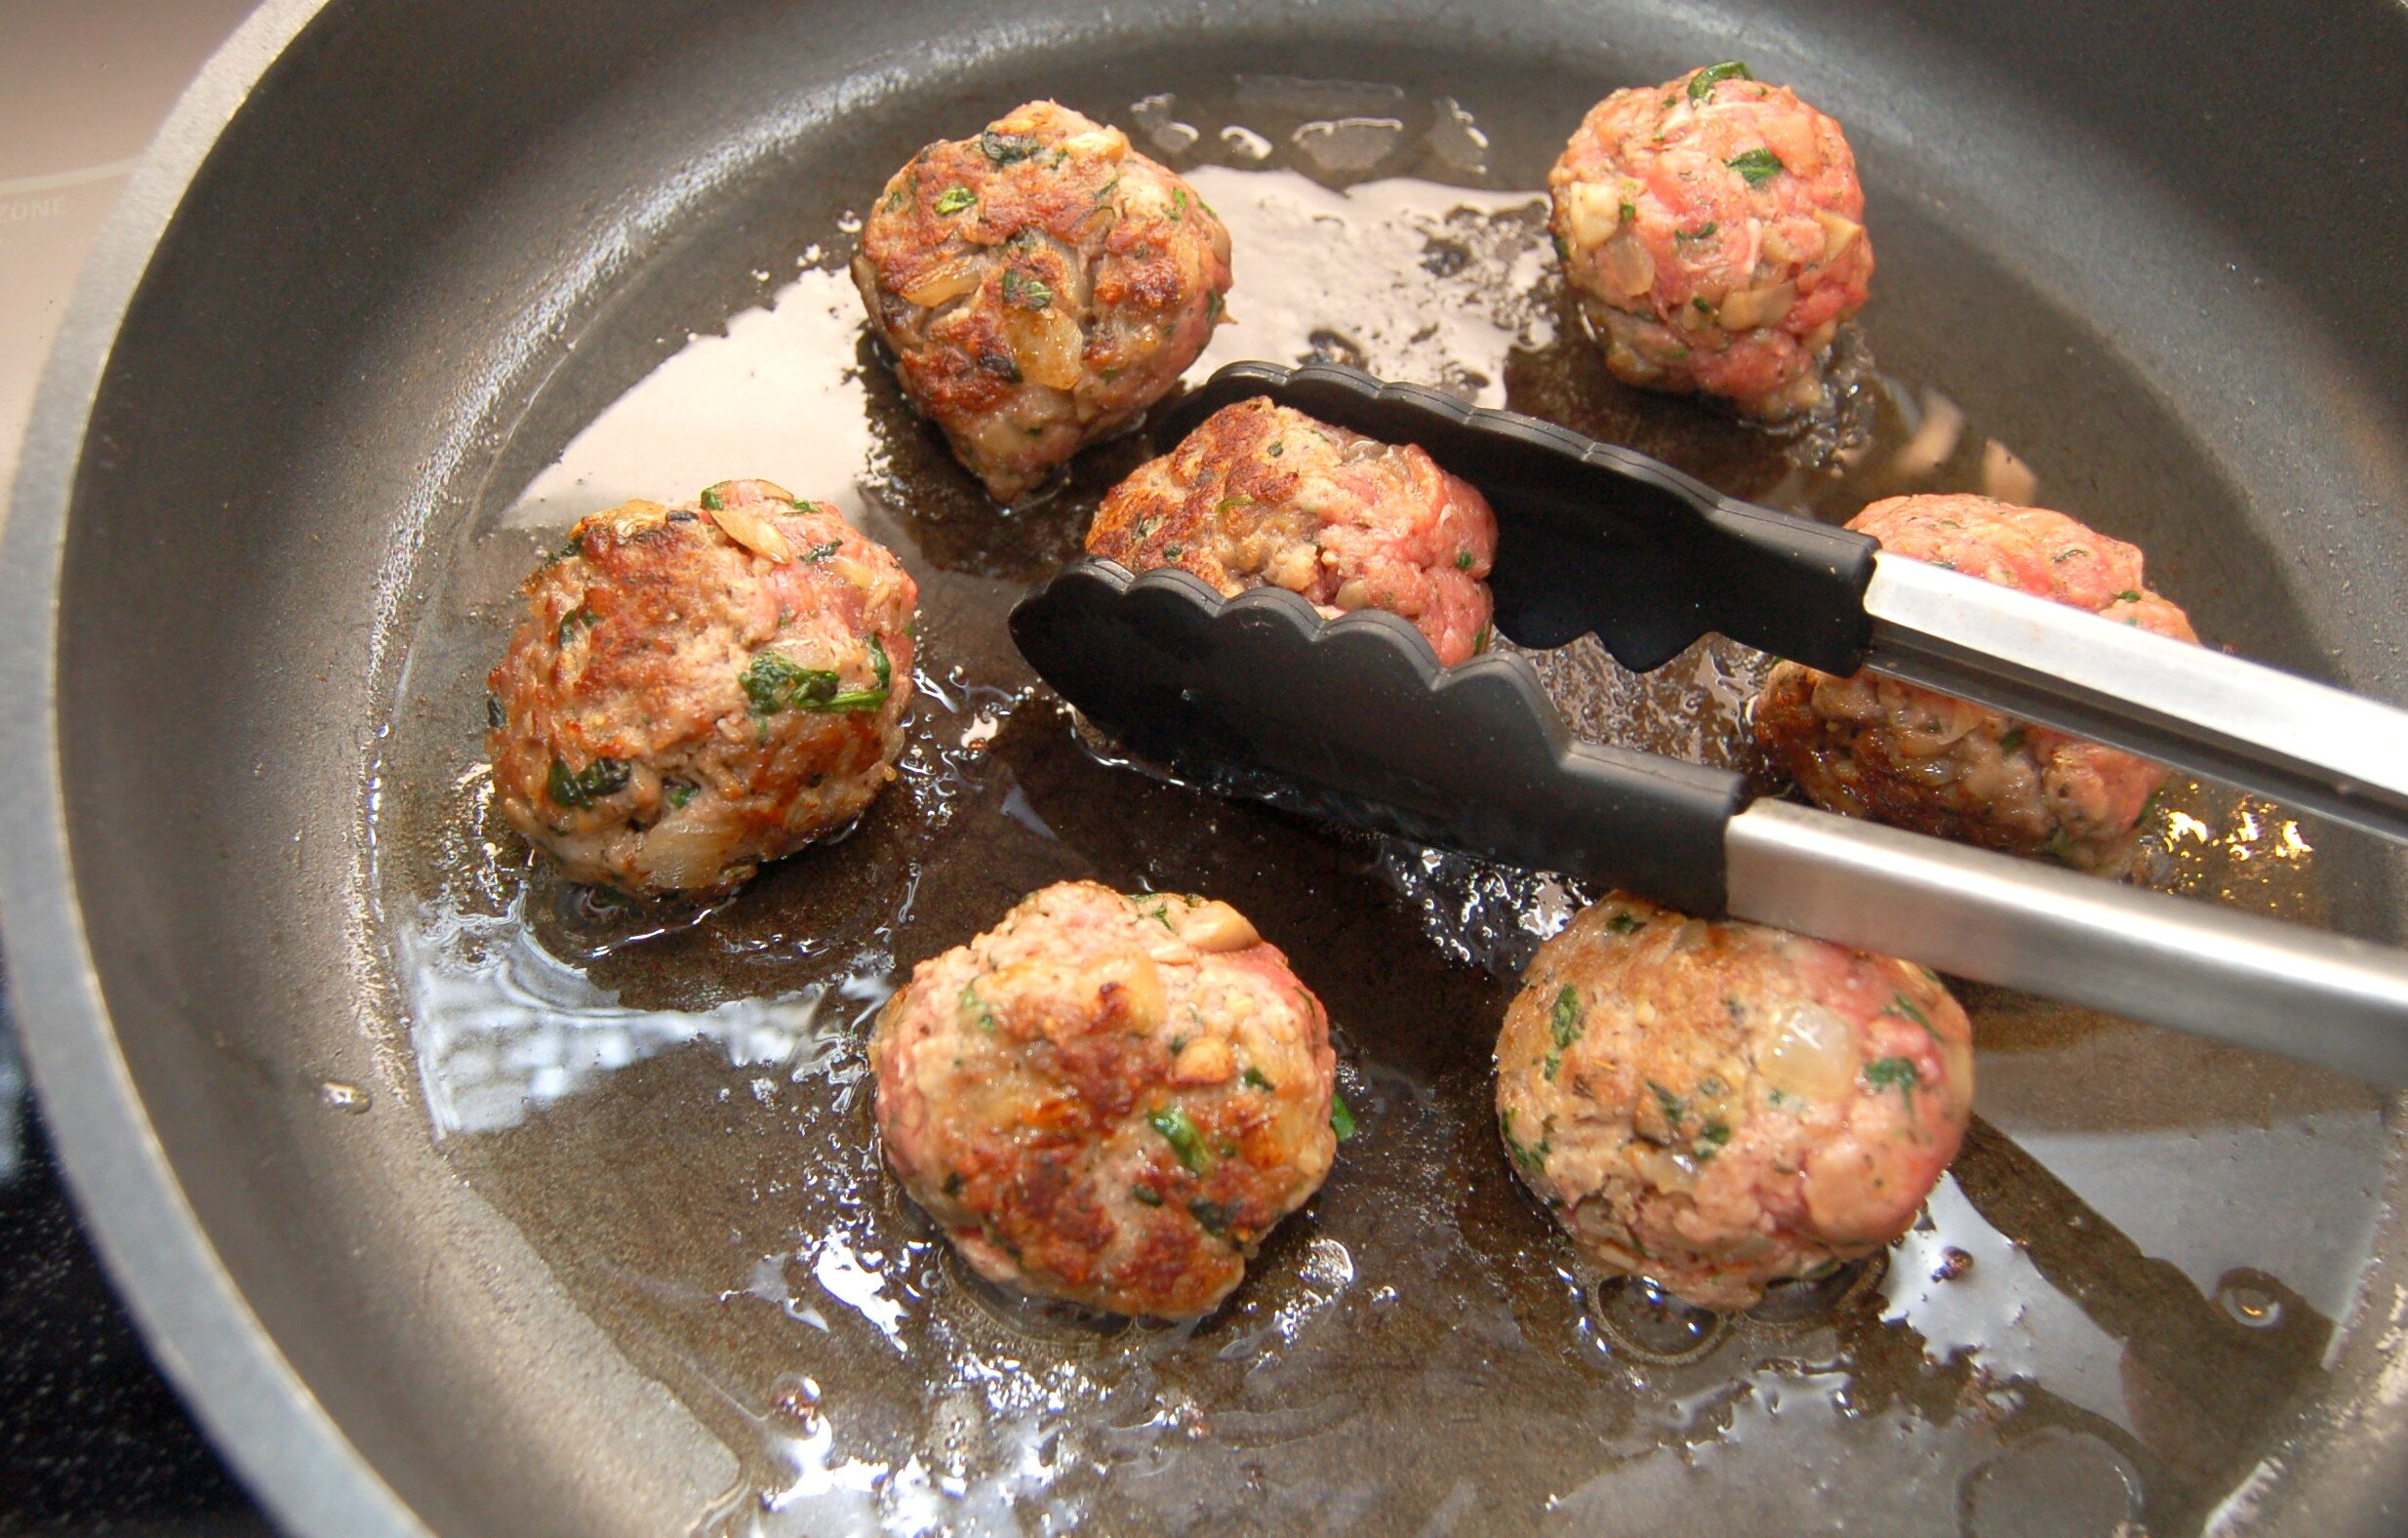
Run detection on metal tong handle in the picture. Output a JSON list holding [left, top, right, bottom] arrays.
[[1012, 562, 2408, 1088], [1862, 554, 2408, 844], [1167, 360, 2408, 846], [1727, 799, 2408, 1087]]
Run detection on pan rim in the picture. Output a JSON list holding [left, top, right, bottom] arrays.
[[0, 0, 427, 1532], [7, 4, 2408, 1535]]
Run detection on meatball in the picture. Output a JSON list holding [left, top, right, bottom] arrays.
[[1548, 61, 1874, 420], [486, 479, 917, 896], [1084, 397, 1500, 666], [871, 881, 1338, 1317], [1495, 894, 1973, 1310], [1751, 494, 2198, 870], [853, 100, 1234, 503]]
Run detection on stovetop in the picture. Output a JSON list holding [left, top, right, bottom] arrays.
[[4, 2, 277, 1530]]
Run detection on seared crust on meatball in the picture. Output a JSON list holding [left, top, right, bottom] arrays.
[[1085, 398, 1500, 666], [1752, 494, 2197, 870], [486, 479, 917, 896], [853, 101, 1234, 503], [1549, 62, 1873, 419], [872, 881, 1338, 1317], [1496, 895, 1973, 1310]]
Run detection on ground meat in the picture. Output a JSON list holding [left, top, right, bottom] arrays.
[[872, 881, 1338, 1317], [1548, 61, 1874, 420], [486, 479, 917, 896], [1751, 493, 2198, 870], [1084, 397, 1499, 666], [1495, 894, 1973, 1310], [853, 100, 1234, 504]]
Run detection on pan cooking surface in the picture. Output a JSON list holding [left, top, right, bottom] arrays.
[[369, 61, 2386, 1537]]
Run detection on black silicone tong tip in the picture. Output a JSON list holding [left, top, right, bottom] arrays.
[[1160, 360, 1879, 675], [1009, 561, 1748, 916]]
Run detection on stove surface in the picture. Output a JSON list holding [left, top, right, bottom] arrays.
[[4, 3, 276, 1531]]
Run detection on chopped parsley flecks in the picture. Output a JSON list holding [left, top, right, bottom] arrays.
[[742, 633, 892, 718], [1884, 992, 1939, 1039], [1331, 1090, 1358, 1142], [545, 755, 629, 809], [1001, 268, 1054, 310], [1187, 1197, 1234, 1234], [1864, 1056, 1920, 1115], [961, 981, 998, 1033], [1726, 147, 1785, 184], [1550, 986, 1585, 1056], [1243, 1066, 1275, 1092], [1688, 61, 1755, 100], [1648, 1079, 1686, 1129], [1148, 1105, 1211, 1174], [1501, 1108, 1549, 1179], [1606, 910, 1644, 935], [934, 185, 976, 215], [980, 130, 1041, 165], [663, 778, 700, 811], [699, 485, 724, 511]]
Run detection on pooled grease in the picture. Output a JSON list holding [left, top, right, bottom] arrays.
[[371, 79, 2380, 1538]]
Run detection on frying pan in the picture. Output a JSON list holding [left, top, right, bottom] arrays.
[[6, 0, 2408, 1533]]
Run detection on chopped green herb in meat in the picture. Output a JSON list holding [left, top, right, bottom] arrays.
[[1688, 61, 1754, 99], [1148, 1105, 1211, 1173], [1726, 147, 1785, 184]]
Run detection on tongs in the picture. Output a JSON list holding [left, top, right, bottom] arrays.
[[1011, 362, 2408, 1088]]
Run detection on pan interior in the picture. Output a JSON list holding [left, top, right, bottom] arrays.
[[41, 2, 2408, 1535], [368, 40, 2390, 1538]]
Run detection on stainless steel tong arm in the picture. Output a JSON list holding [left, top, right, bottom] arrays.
[[1727, 798, 2408, 1087], [1861, 552, 2408, 844]]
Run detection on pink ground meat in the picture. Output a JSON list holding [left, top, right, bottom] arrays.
[[1549, 62, 1874, 420]]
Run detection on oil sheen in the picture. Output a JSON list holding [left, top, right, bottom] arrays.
[[370, 75, 2386, 1538]]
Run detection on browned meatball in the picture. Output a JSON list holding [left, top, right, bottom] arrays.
[[871, 881, 1338, 1317], [1084, 397, 1499, 666], [853, 101, 1234, 503], [1751, 494, 2198, 870], [486, 479, 917, 896], [1550, 62, 1874, 419], [1496, 894, 1974, 1310]]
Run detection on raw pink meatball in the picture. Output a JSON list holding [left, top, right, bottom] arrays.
[[1085, 397, 1500, 666], [1752, 494, 2198, 870], [1495, 894, 1974, 1311], [1549, 61, 1873, 419], [871, 881, 1338, 1318]]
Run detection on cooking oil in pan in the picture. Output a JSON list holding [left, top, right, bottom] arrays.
[[371, 75, 2386, 1538]]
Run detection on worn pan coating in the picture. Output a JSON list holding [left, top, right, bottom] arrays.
[[5, 0, 2408, 1533]]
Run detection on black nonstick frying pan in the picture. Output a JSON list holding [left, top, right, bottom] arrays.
[[7, 0, 2408, 1534]]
